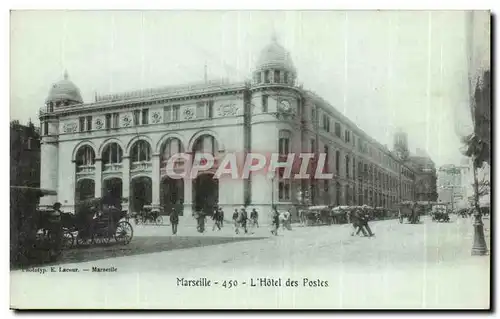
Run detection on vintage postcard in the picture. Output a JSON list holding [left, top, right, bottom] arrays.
[[9, 10, 491, 309]]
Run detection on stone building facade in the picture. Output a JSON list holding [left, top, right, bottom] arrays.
[[10, 121, 41, 188], [39, 37, 426, 221]]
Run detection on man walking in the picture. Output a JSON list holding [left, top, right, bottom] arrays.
[[232, 209, 240, 234], [170, 208, 179, 235], [212, 206, 221, 231], [239, 207, 248, 234], [271, 207, 280, 236], [250, 208, 259, 228]]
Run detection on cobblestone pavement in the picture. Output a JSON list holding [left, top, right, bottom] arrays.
[[11, 215, 490, 309]]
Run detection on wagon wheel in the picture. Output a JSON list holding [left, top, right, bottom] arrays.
[[76, 233, 91, 246], [155, 216, 164, 226], [62, 231, 74, 249], [92, 233, 111, 245], [115, 221, 133, 245]]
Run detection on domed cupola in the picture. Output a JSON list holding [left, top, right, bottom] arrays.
[[252, 35, 297, 86], [45, 71, 83, 107]]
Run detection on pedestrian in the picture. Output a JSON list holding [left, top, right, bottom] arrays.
[[250, 208, 259, 228], [271, 207, 280, 236], [358, 208, 375, 237], [219, 207, 224, 228], [238, 207, 248, 234], [212, 206, 221, 231], [284, 209, 292, 230], [232, 209, 240, 234], [170, 208, 179, 235]]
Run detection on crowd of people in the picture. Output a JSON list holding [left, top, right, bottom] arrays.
[[159, 204, 377, 239]]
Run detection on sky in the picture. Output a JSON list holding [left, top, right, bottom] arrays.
[[10, 10, 483, 167]]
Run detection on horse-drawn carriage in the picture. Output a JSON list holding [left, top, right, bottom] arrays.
[[132, 205, 164, 225], [10, 186, 63, 266], [302, 206, 333, 226], [61, 198, 133, 248], [397, 201, 421, 224], [431, 204, 450, 222]]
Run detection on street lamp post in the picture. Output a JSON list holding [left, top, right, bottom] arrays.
[[270, 171, 275, 210], [470, 158, 488, 256]]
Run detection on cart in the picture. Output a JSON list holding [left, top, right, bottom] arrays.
[[67, 198, 133, 247], [10, 186, 62, 266], [134, 205, 164, 225]]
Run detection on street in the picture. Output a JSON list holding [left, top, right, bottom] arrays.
[[10, 215, 490, 309]]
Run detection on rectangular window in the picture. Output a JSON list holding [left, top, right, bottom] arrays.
[[323, 115, 330, 132], [353, 157, 356, 179], [86, 116, 92, 131], [284, 72, 288, 83], [297, 98, 302, 116], [279, 138, 289, 155], [324, 180, 329, 193], [311, 107, 316, 122], [79, 117, 85, 132], [196, 102, 205, 118], [265, 70, 270, 83], [43, 122, 49, 136], [324, 145, 329, 172], [173, 105, 180, 121], [335, 150, 340, 174], [310, 139, 315, 153], [274, 70, 280, 83], [207, 100, 214, 119], [142, 109, 149, 125], [134, 110, 141, 125], [262, 95, 268, 112], [105, 114, 112, 129], [345, 155, 350, 178], [112, 113, 119, 128], [335, 122, 341, 138]]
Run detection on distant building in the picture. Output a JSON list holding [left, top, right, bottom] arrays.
[[408, 153, 438, 202], [10, 120, 41, 187], [437, 164, 469, 209]]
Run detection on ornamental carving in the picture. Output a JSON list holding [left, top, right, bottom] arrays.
[[122, 114, 132, 127], [63, 122, 77, 133], [95, 118, 104, 130], [217, 104, 238, 117], [183, 107, 195, 120], [152, 112, 162, 124]]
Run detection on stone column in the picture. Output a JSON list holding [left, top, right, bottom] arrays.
[[152, 154, 160, 208], [122, 157, 130, 212], [94, 159, 102, 198]]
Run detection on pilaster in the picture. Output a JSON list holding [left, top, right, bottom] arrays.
[[122, 157, 130, 211], [94, 159, 102, 198], [152, 154, 160, 207]]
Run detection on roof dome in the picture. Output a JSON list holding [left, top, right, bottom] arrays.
[[255, 35, 296, 73], [46, 71, 83, 105]]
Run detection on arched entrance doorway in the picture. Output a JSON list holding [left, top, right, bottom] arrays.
[[161, 177, 184, 215], [193, 173, 219, 213], [75, 179, 95, 202], [130, 176, 152, 213], [102, 177, 123, 202]]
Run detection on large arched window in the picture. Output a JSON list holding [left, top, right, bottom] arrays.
[[75, 145, 95, 168], [131, 140, 152, 163], [102, 143, 123, 165], [193, 134, 217, 155], [161, 138, 184, 162]]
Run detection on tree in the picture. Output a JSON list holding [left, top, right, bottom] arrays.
[[461, 68, 490, 256], [461, 69, 491, 210]]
